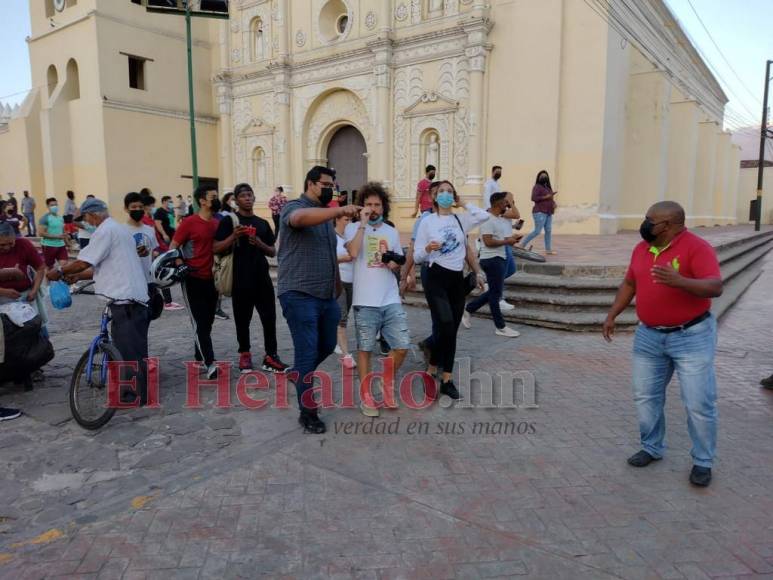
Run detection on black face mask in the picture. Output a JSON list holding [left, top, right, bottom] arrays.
[[539, 177, 549, 186], [209, 198, 222, 213], [639, 219, 660, 243], [494, 173, 502, 180], [319, 187, 334, 206], [129, 209, 145, 222], [428, 173, 436, 180]]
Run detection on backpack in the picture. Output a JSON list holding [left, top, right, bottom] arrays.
[[213, 213, 239, 297]]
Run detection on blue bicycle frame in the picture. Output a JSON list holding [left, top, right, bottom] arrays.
[[85, 303, 113, 386]]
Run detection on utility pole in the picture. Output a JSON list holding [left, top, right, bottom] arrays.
[[141, 1, 228, 197], [755, 59, 772, 231]]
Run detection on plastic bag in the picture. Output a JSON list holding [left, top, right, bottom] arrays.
[[0, 302, 37, 326], [49, 281, 72, 310]]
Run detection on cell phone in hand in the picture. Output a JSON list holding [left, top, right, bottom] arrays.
[[514, 219, 525, 230]]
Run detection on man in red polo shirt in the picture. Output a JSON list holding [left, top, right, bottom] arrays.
[[171, 186, 227, 380], [603, 201, 723, 487]]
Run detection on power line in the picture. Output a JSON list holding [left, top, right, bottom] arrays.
[[685, 0, 763, 108]]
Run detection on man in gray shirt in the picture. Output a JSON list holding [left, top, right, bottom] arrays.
[[278, 166, 360, 434]]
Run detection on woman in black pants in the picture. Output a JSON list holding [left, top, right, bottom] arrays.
[[413, 181, 489, 399]]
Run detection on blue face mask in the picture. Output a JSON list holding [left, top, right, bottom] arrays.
[[436, 191, 455, 209], [368, 214, 384, 226], [49, 205, 59, 215], [84, 223, 97, 233]]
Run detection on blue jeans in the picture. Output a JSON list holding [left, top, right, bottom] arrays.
[[521, 212, 553, 251], [466, 257, 506, 329], [631, 315, 718, 468], [279, 291, 340, 412], [504, 245, 516, 279]]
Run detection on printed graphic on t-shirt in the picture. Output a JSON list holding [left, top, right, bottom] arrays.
[[367, 235, 389, 268], [438, 224, 462, 255]]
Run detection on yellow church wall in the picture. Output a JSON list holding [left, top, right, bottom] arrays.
[[101, 107, 219, 218]]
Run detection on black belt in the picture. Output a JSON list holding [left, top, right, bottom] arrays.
[[648, 311, 710, 333]]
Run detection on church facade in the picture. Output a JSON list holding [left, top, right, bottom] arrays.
[[0, 0, 745, 233]]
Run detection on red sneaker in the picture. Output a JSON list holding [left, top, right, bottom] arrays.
[[239, 352, 253, 374], [262, 354, 288, 374]]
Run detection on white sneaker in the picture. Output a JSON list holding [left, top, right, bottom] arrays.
[[495, 327, 521, 338], [360, 403, 380, 417], [461, 311, 471, 329], [499, 300, 515, 312], [206, 364, 219, 379], [334, 345, 343, 355], [342, 354, 357, 369]]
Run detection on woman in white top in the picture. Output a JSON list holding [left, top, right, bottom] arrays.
[[335, 214, 356, 368], [413, 181, 489, 400]]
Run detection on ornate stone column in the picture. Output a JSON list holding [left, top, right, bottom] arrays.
[[272, 0, 292, 192], [215, 20, 233, 190], [462, 16, 492, 187], [369, 38, 394, 187]]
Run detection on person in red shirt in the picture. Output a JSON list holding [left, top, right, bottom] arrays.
[[413, 165, 436, 217], [171, 186, 225, 379], [0, 222, 45, 302], [604, 201, 723, 488]]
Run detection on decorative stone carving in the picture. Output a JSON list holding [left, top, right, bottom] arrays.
[[395, 3, 408, 21], [232, 48, 241, 64], [231, 20, 240, 33], [444, 0, 459, 15], [430, 0, 444, 14], [295, 29, 306, 47], [425, 133, 439, 168], [365, 10, 377, 30], [411, 0, 422, 23], [303, 89, 371, 164]]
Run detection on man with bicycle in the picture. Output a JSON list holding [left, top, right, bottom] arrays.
[[48, 198, 151, 406]]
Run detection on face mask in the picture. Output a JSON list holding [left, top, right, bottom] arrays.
[[436, 191, 455, 209], [368, 214, 384, 226], [85, 223, 97, 233], [229, 200, 238, 210], [494, 173, 502, 180], [539, 177, 549, 185], [129, 209, 145, 222], [49, 206, 59, 215], [319, 187, 334, 206], [167, 201, 174, 210], [428, 173, 436, 180], [209, 198, 222, 213], [639, 219, 660, 244]]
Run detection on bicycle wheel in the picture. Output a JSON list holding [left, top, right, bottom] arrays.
[[69, 343, 120, 430], [511, 246, 547, 263]]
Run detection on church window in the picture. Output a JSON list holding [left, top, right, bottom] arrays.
[[128, 56, 147, 90], [319, 0, 350, 43]]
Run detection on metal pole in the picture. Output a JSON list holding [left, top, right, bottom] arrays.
[[755, 60, 771, 231], [185, 1, 200, 195]]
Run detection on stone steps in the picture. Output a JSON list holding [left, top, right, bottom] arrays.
[[404, 230, 773, 332]]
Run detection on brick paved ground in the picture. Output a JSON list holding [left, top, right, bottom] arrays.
[[0, 252, 772, 579]]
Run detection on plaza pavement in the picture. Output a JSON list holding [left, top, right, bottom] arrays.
[[0, 253, 772, 579]]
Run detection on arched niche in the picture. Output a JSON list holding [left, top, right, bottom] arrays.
[[46, 65, 59, 100], [250, 17, 265, 61], [63, 59, 80, 101]]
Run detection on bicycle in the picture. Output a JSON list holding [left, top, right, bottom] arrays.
[[68, 281, 122, 430]]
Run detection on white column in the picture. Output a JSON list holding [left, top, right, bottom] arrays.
[[462, 17, 492, 187]]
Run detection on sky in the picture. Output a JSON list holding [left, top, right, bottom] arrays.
[[0, 0, 771, 134]]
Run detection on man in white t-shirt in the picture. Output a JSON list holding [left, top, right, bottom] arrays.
[[48, 198, 151, 406], [483, 165, 502, 209], [345, 183, 410, 417]]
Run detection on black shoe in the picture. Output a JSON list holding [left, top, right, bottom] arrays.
[[689, 466, 712, 487], [299, 410, 326, 434], [439, 380, 460, 400], [0, 408, 22, 422], [379, 337, 390, 356], [214, 309, 229, 321], [119, 390, 138, 405], [627, 450, 661, 467], [760, 374, 773, 389]]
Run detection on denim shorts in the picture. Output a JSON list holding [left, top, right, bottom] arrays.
[[354, 303, 411, 352]]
